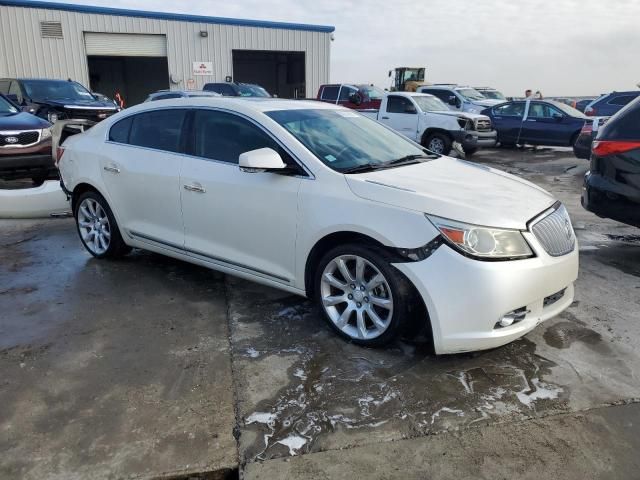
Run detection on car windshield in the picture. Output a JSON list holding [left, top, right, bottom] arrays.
[[22, 80, 96, 102], [0, 96, 19, 115], [238, 84, 270, 97], [359, 85, 385, 100], [456, 88, 486, 101], [413, 95, 449, 112], [266, 108, 431, 173], [480, 90, 505, 100], [549, 100, 586, 118]]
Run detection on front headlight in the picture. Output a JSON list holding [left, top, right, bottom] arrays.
[[47, 112, 59, 123], [40, 127, 52, 140], [426, 214, 533, 260]]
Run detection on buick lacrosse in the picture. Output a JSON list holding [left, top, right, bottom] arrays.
[[58, 98, 578, 353]]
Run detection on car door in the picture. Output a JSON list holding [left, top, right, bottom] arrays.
[[180, 109, 303, 285], [101, 109, 187, 248], [379, 95, 419, 141], [521, 102, 569, 145], [337, 85, 357, 108], [490, 102, 525, 143]]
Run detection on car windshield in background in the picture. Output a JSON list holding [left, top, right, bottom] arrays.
[[0, 96, 19, 115], [359, 85, 385, 100], [481, 90, 505, 100], [266, 109, 430, 173], [457, 88, 486, 101], [22, 80, 96, 102], [238, 84, 270, 97], [413, 95, 449, 112], [550, 101, 586, 118]]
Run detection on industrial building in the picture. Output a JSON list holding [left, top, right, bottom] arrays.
[[0, 0, 334, 104]]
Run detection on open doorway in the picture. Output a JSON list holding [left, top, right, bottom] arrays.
[[87, 56, 169, 106], [232, 50, 306, 99]]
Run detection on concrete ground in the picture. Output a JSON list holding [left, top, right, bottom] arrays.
[[1, 147, 639, 479]]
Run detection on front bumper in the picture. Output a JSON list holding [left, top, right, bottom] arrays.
[[394, 237, 578, 354], [453, 130, 497, 149]]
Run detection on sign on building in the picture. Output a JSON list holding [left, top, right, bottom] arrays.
[[193, 62, 213, 76]]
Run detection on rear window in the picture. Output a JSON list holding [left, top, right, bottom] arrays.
[[108, 116, 132, 143], [600, 97, 640, 140], [608, 94, 639, 106]]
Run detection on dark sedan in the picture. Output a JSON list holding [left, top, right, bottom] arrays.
[[582, 97, 640, 228], [482, 100, 586, 148], [573, 117, 609, 160]]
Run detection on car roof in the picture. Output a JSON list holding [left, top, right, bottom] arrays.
[[121, 96, 342, 115], [388, 92, 435, 98]]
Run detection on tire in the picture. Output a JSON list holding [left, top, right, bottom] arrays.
[[462, 146, 478, 157], [74, 190, 131, 259], [423, 133, 452, 155], [570, 132, 579, 147], [314, 243, 417, 347]]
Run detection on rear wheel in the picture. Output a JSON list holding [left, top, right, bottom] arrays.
[[74, 190, 131, 259], [570, 132, 580, 147], [424, 133, 452, 155], [314, 244, 415, 347]]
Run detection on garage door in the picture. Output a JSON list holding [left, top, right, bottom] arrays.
[[84, 33, 167, 57]]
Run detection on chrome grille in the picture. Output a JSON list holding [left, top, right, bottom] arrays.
[[475, 119, 492, 132], [0, 130, 40, 147], [531, 204, 575, 256]]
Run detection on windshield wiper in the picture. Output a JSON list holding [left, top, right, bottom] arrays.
[[341, 163, 385, 174], [380, 154, 436, 168]]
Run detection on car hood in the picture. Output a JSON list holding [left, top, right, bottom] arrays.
[[0, 111, 51, 130], [427, 110, 490, 121], [39, 99, 118, 110], [345, 157, 556, 230], [471, 99, 502, 107]]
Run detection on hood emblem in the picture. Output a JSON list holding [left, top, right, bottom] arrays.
[[5, 136, 19, 144]]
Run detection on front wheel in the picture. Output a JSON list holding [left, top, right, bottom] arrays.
[[314, 244, 415, 347], [423, 133, 452, 155], [74, 190, 131, 259], [462, 146, 478, 157]]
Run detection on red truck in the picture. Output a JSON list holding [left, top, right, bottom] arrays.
[[316, 84, 384, 110]]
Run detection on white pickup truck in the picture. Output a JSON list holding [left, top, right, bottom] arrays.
[[361, 92, 497, 156]]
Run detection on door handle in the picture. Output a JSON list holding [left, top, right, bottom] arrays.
[[103, 165, 120, 173], [381, 116, 390, 120], [184, 183, 206, 193]]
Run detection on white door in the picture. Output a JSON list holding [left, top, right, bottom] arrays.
[[180, 109, 302, 284], [100, 109, 187, 248], [379, 95, 419, 141]]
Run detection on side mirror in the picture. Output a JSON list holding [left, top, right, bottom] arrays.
[[239, 148, 287, 173], [349, 93, 362, 106], [552, 113, 563, 121], [448, 96, 457, 106], [6, 93, 19, 104]]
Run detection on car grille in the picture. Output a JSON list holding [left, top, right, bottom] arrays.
[[531, 204, 575, 256], [64, 110, 116, 121], [0, 130, 40, 147], [475, 119, 492, 132]]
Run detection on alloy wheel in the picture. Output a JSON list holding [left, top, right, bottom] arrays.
[[428, 137, 445, 154], [320, 254, 394, 340], [77, 198, 111, 255]]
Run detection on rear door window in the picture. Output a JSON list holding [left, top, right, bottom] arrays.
[[386, 96, 415, 114], [338, 86, 357, 102], [321, 86, 339, 101], [128, 109, 188, 153], [108, 116, 133, 143], [608, 94, 639, 106], [493, 102, 524, 117]]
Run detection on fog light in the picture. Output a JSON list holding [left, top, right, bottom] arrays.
[[495, 307, 530, 329], [499, 317, 515, 328]]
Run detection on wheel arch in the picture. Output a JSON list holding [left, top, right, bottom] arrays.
[[71, 182, 104, 215], [421, 128, 454, 146]]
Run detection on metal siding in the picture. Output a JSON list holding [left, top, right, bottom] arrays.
[[0, 4, 330, 97]]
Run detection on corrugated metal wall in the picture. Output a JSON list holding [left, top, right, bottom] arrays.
[[0, 4, 331, 97]]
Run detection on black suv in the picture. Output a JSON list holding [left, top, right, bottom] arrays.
[[582, 96, 640, 228], [0, 78, 119, 125], [203, 82, 271, 97], [584, 90, 640, 117]]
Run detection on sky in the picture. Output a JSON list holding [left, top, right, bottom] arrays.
[[48, 0, 639, 97]]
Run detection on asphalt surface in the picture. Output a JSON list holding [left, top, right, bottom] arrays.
[[1, 147, 639, 479]]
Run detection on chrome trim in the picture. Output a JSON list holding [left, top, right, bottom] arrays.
[[64, 105, 117, 111], [128, 230, 291, 284], [529, 202, 575, 257], [365, 179, 415, 192], [0, 129, 42, 148]]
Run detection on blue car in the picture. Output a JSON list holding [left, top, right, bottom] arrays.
[[584, 91, 640, 117], [482, 100, 586, 147]]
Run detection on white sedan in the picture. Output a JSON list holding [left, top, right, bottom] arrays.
[[58, 97, 578, 353]]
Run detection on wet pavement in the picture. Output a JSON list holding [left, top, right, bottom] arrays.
[[1, 147, 639, 478]]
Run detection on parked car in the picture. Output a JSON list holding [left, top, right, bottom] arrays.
[[584, 91, 640, 117], [482, 99, 586, 148], [58, 97, 578, 352], [474, 87, 506, 101], [202, 82, 271, 97], [145, 90, 221, 102], [360, 92, 496, 156], [0, 78, 119, 125], [573, 116, 609, 160], [582, 97, 640, 228], [417, 85, 502, 114], [0, 93, 53, 183], [316, 84, 385, 110], [574, 98, 595, 113]]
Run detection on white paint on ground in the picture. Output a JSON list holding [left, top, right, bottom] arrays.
[[245, 347, 260, 358], [516, 377, 563, 407], [430, 407, 464, 424], [245, 412, 277, 427], [277, 434, 307, 455]]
